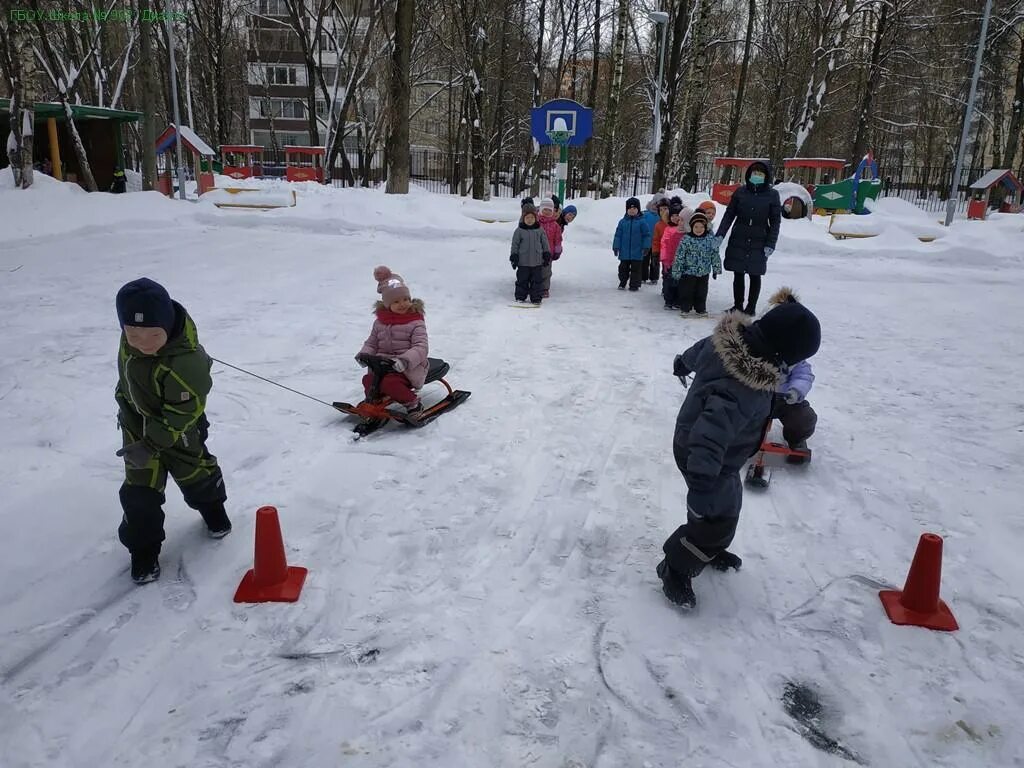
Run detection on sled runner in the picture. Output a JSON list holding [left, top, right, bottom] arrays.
[[745, 418, 812, 489], [333, 355, 471, 437]]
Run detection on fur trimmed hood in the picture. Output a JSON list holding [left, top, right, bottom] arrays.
[[710, 312, 781, 392], [768, 286, 799, 305], [373, 298, 425, 315]]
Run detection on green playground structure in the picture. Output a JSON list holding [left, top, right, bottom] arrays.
[[813, 153, 882, 215]]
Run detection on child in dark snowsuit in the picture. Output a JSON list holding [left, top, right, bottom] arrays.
[[510, 203, 552, 304], [613, 197, 652, 291], [671, 211, 723, 316], [657, 299, 821, 609], [767, 287, 818, 450], [715, 160, 782, 316], [115, 278, 231, 585]]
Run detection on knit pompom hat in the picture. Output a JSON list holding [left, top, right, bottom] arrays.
[[374, 266, 411, 305]]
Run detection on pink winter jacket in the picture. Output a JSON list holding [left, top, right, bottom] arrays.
[[661, 226, 685, 271], [359, 300, 429, 389], [539, 214, 563, 258]]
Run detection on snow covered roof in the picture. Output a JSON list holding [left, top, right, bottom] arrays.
[[155, 124, 215, 157], [970, 169, 1022, 191], [0, 98, 141, 122]]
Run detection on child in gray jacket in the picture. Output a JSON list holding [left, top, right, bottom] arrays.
[[510, 203, 552, 305]]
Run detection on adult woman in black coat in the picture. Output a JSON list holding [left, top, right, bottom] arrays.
[[715, 160, 782, 315]]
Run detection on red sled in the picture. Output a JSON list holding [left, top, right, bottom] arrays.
[[333, 355, 471, 438], [745, 418, 812, 489]]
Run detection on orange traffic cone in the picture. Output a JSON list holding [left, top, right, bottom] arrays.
[[234, 506, 307, 603], [879, 533, 958, 631]]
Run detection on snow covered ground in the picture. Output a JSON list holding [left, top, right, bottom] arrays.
[[1, 174, 1023, 768]]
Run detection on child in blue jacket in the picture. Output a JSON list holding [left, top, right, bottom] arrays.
[[613, 197, 652, 291], [671, 210, 723, 316]]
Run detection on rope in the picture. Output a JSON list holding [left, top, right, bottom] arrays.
[[211, 357, 335, 409]]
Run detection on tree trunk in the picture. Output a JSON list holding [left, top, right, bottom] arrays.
[[385, 0, 415, 193], [5, 20, 36, 188], [722, 0, 755, 182], [527, 0, 548, 195], [137, 0, 158, 190], [601, 0, 629, 189], [579, 0, 600, 197], [1001, 29, 1024, 169], [653, 0, 689, 190], [491, 3, 511, 197], [679, 0, 712, 190], [850, 1, 887, 164]]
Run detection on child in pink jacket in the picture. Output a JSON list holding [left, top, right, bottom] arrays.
[[661, 203, 689, 309], [538, 198, 563, 298], [356, 266, 429, 420]]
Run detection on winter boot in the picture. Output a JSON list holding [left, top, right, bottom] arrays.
[[131, 546, 161, 585], [743, 304, 757, 316], [709, 550, 742, 572], [656, 558, 696, 610], [786, 439, 810, 465], [664, 302, 675, 310], [694, 310, 709, 318], [618, 282, 627, 290], [199, 503, 233, 539], [402, 399, 424, 424], [628, 286, 640, 292]]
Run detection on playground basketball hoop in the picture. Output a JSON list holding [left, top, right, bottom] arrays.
[[546, 130, 572, 146]]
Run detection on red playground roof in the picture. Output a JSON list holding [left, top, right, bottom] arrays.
[[221, 145, 263, 153], [714, 157, 768, 166], [284, 146, 325, 155], [783, 157, 846, 168]]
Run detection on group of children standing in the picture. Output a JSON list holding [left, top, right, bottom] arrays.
[[509, 195, 578, 304], [613, 194, 723, 316]]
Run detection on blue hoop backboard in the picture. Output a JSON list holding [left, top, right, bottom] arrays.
[[531, 99, 593, 147]]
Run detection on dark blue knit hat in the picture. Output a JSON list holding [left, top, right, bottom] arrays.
[[626, 197, 641, 211], [116, 278, 175, 333], [755, 300, 821, 365]]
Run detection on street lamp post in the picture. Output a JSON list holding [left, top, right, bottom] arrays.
[[648, 10, 669, 192], [944, 0, 992, 227], [165, 5, 187, 201]]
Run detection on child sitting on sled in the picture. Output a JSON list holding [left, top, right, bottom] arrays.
[[768, 287, 818, 451], [356, 266, 429, 421]]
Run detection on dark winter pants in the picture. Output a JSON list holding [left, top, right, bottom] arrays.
[[677, 275, 711, 313], [662, 269, 678, 307], [541, 263, 553, 294], [118, 415, 227, 556], [733, 272, 762, 312], [662, 472, 743, 579], [515, 264, 545, 302], [363, 371, 417, 405], [771, 397, 818, 446], [643, 250, 660, 283], [618, 260, 643, 290]]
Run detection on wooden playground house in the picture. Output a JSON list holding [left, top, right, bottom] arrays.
[[782, 158, 846, 199], [967, 170, 1023, 220], [155, 124, 216, 196], [221, 145, 264, 180], [0, 98, 140, 191], [285, 146, 325, 183], [711, 157, 769, 204]]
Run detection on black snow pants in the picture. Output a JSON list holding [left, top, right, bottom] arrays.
[[618, 260, 643, 290], [770, 397, 818, 446], [662, 471, 743, 579], [677, 275, 710, 313], [515, 264, 545, 302]]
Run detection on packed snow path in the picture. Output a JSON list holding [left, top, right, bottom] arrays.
[[1, 183, 1022, 767]]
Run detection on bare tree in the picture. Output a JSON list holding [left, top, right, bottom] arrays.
[[385, 0, 415, 192]]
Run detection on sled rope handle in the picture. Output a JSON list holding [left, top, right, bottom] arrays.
[[211, 357, 336, 410]]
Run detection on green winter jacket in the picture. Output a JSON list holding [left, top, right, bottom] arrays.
[[115, 302, 213, 452]]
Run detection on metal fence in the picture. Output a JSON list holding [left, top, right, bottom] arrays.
[[258, 144, 1020, 215]]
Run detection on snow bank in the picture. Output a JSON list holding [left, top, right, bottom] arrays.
[[0, 170, 199, 245]]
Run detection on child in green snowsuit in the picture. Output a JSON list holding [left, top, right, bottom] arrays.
[[115, 278, 230, 584]]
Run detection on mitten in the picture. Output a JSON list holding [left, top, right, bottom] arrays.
[[392, 358, 407, 373], [116, 440, 154, 469], [785, 389, 800, 405], [765, 247, 775, 257], [355, 353, 370, 367], [511, 256, 519, 270]]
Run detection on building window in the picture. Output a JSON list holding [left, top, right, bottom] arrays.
[[253, 29, 301, 52], [266, 66, 297, 85], [259, 0, 289, 15], [259, 98, 306, 118]]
